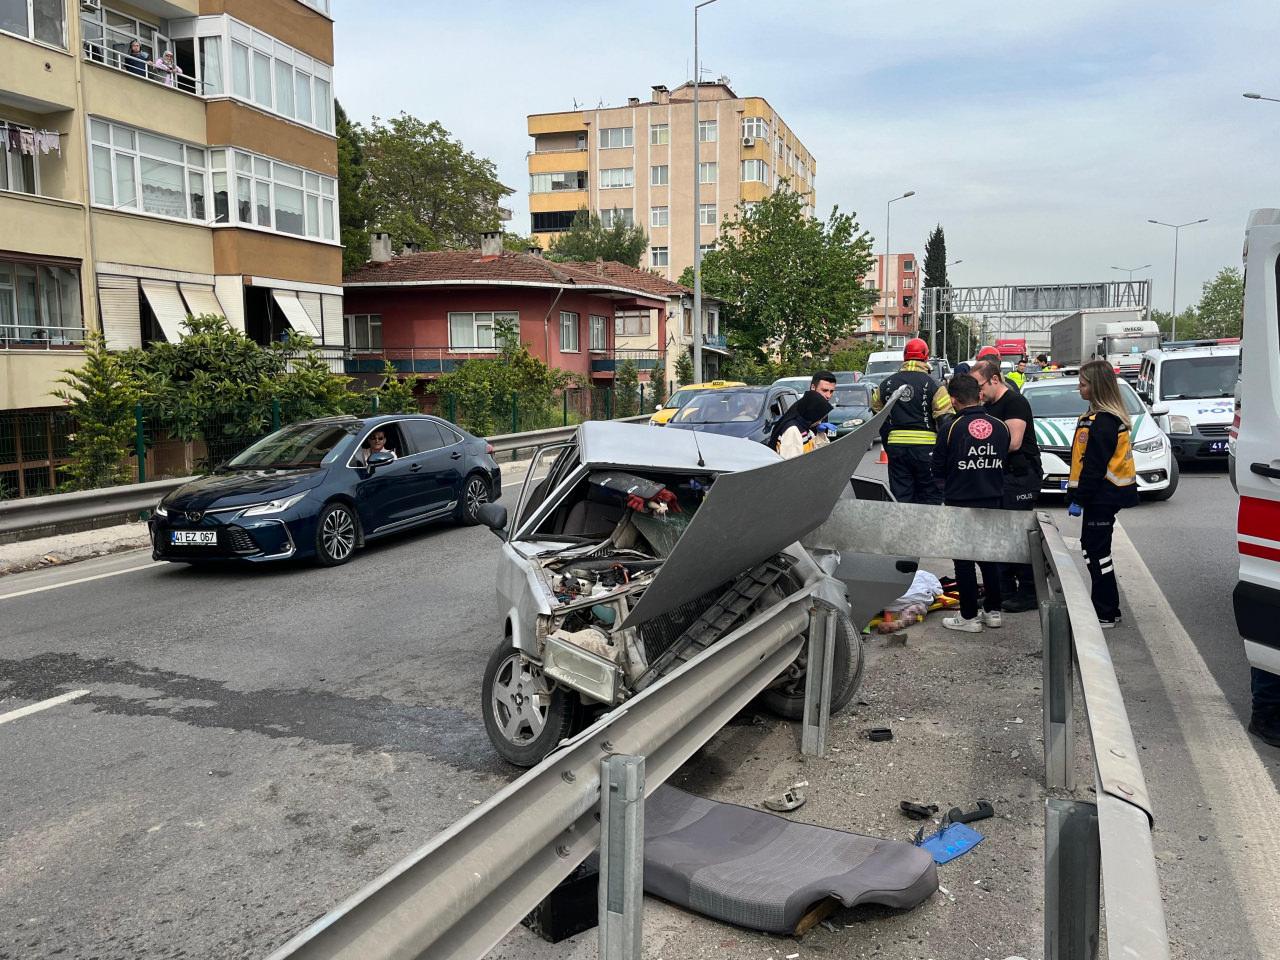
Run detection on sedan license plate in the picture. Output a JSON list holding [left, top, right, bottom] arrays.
[[1208, 440, 1228, 453], [1059, 480, 1069, 490], [171, 530, 217, 546]]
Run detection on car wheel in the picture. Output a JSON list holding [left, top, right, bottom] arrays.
[[457, 472, 491, 525], [1146, 458, 1179, 502], [759, 600, 863, 720], [482, 642, 580, 767], [314, 501, 358, 566]]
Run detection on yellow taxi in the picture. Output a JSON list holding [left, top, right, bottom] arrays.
[[648, 380, 747, 425]]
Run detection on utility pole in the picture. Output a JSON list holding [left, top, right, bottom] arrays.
[[691, 0, 719, 383]]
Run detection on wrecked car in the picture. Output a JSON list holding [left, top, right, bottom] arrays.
[[474, 417, 909, 767]]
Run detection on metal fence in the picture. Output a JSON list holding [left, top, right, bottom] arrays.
[[0, 408, 75, 499]]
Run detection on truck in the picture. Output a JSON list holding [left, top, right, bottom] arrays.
[[994, 338, 1027, 359], [1048, 309, 1161, 380]]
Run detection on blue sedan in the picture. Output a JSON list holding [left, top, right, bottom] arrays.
[[149, 415, 501, 566]]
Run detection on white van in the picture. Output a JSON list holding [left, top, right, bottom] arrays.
[[864, 350, 902, 377], [1235, 210, 1280, 683], [1135, 342, 1240, 463]]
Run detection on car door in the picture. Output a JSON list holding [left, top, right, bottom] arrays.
[[403, 418, 463, 515], [352, 422, 424, 533]]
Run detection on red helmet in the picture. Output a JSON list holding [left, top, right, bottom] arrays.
[[903, 338, 929, 361], [976, 345, 1001, 360]]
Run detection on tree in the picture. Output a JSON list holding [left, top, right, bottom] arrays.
[[359, 114, 512, 252], [336, 101, 371, 272], [676, 265, 695, 289], [547, 208, 648, 267], [674, 349, 694, 386], [51, 335, 138, 490], [502, 232, 541, 253], [1192, 267, 1243, 339], [700, 188, 877, 366], [922, 225, 963, 361], [614, 360, 640, 417]]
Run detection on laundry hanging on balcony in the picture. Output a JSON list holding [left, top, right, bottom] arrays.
[[1, 125, 63, 158]]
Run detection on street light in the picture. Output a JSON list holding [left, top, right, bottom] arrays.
[[884, 190, 915, 349], [1110, 263, 1151, 282], [1244, 92, 1280, 103], [691, 0, 719, 384], [1147, 219, 1208, 339]]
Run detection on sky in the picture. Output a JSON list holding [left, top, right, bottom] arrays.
[[333, 0, 1279, 314]]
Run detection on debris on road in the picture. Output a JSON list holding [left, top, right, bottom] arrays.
[[866, 727, 894, 742], [899, 800, 940, 821], [764, 787, 807, 812], [945, 800, 995, 825], [918, 821, 985, 864]]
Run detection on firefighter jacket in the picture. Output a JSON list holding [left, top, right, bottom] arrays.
[[1068, 410, 1139, 508], [931, 407, 1011, 504], [871, 361, 955, 446]]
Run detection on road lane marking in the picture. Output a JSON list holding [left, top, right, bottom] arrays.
[[0, 689, 91, 725], [1114, 522, 1280, 947], [0, 561, 157, 601]]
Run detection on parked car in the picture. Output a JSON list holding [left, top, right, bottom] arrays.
[[149, 415, 501, 566], [830, 383, 875, 437], [471, 419, 911, 766], [648, 380, 746, 426], [664, 385, 800, 445], [1020, 376, 1176, 501]]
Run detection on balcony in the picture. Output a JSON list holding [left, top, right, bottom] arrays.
[[344, 346, 501, 376], [80, 19, 214, 97], [590, 348, 663, 374]]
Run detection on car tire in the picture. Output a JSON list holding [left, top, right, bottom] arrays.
[[1146, 458, 1179, 502], [759, 600, 863, 720], [482, 641, 580, 767], [456, 472, 491, 525], [314, 501, 358, 566]]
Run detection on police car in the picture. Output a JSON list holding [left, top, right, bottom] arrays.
[[1021, 375, 1176, 501], [1135, 342, 1241, 463]]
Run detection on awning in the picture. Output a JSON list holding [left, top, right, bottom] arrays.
[[139, 279, 189, 343], [297, 291, 324, 343], [179, 283, 227, 322], [271, 289, 321, 339]]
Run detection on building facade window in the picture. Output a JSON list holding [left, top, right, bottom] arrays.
[[559, 310, 579, 352], [699, 243, 717, 256], [649, 123, 669, 145], [530, 171, 587, 193], [650, 164, 668, 186], [742, 116, 769, 140], [589, 315, 607, 351], [0, 257, 83, 344], [903, 259, 915, 271], [0, 0, 65, 48], [650, 246, 669, 267], [0, 119, 41, 196], [598, 127, 633, 149], [698, 162, 717, 184], [532, 210, 577, 233], [210, 147, 337, 240], [615, 312, 650, 336], [698, 203, 716, 226], [449, 311, 516, 351], [599, 167, 633, 189], [344, 313, 382, 350], [903, 278, 915, 289], [740, 200, 760, 217], [741, 159, 770, 183], [650, 205, 668, 228], [697, 119, 717, 142], [599, 207, 633, 228]]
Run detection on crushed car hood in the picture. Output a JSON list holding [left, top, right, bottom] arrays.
[[620, 402, 896, 629]]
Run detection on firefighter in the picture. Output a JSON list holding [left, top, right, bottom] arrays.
[[871, 338, 954, 504]]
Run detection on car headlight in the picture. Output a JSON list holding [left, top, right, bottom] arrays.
[[153, 503, 168, 517], [842, 417, 865, 427], [1167, 415, 1192, 435], [1133, 436, 1165, 454], [239, 492, 308, 517]]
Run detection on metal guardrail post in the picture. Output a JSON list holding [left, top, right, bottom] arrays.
[[134, 402, 146, 485], [562, 390, 569, 427], [598, 754, 645, 959], [510, 393, 519, 434], [800, 605, 836, 756], [1044, 798, 1101, 960], [1043, 599, 1075, 792]]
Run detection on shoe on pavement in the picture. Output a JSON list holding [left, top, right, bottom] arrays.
[[1001, 594, 1037, 613], [1247, 716, 1280, 748], [1098, 615, 1122, 630], [943, 615, 983, 634], [980, 609, 1003, 628]]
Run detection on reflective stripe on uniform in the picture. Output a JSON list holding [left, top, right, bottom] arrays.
[[887, 429, 938, 445]]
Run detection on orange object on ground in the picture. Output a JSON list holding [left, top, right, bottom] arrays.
[[877, 446, 889, 464]]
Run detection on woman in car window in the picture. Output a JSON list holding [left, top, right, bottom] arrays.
[[357, 430, 397, 465]]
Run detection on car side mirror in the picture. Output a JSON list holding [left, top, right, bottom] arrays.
[[475, 502, 508, 539], [655, 403, 662, 411], [367, 450, 396, 469], [1150, 402, 1170, 416]]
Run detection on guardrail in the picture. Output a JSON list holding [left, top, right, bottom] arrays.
[[263, 501, 1169, 960], [0, 417, 653, 541]]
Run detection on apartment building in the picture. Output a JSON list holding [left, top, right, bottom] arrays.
[[854, 252, 919, 347], [0, 0, 342, 424], [526, 80, 816, 281]]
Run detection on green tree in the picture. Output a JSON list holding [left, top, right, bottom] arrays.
[[336, 100, 371, 272], [922, 225, 962, 360], [369, 363, 421, 413], [650, 370, 667, 407], [1191, 267, 1244, 339], [547, 208, 648, 267], [359, 113, 512, 252], [614, 359, 640, 417], [52, 335, 138, 490], [502, 232, 541, 253], [700, 188, 877, 366], [674, 349, 694, 386], [830, 342, 875, 374], [676, 265, 695, 289]]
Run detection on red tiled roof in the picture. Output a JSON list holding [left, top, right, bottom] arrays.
[[344, 250, 685, 302]]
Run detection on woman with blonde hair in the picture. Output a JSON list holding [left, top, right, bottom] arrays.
[[1067, 359, 1139, 628]]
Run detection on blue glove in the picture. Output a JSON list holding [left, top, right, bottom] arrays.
[[818, 422, 838, 434], [1067, 502, 1082, 517]]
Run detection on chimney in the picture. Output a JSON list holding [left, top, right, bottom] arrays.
[[627, 96, 640, 107], [401, 241, 420, 255], [595, 257, 604, 277], [652, 84, 669, 104], [370, 231, 392, 263], [527, 245, 543, 258], [479, 231, 503, 257]]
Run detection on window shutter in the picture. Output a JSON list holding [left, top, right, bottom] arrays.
[[321, 293, 343, 346], [97, 276, 141, 350]]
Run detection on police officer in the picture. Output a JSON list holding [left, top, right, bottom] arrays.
[[932, 373, 1010, 633], [871, 338, 954, 504]]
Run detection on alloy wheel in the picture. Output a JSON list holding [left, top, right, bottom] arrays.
[[490, 653, 551, 745], [321, 507, 355, 561], [466, 476, 489, 519]]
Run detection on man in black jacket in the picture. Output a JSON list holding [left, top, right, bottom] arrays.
[[871, 338, 954, 504], [932, 374, 1010, 633]]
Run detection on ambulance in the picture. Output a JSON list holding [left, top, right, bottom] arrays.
[[1235, 210, 1280, 681]]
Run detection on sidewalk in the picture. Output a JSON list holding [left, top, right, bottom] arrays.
[[494, 561, 1076, 960], [0, 522, 150, 577]]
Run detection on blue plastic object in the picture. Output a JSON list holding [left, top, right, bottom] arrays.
[[919, 822, 984, 864], [1068, 502, 1082, 517], [818, 422, 838, 434]]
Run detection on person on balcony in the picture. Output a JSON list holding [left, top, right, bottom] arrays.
[[124, 40, 148, 77], [153, 50, 185, 88]]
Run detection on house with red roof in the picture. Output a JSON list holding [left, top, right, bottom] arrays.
[[341, 232, 680, 386]]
